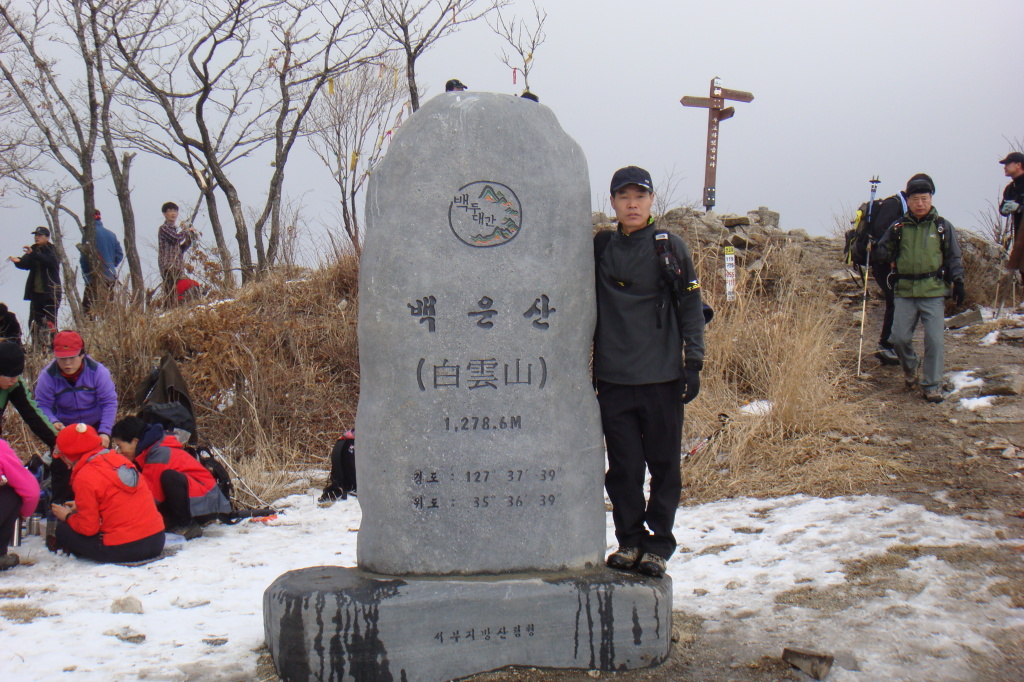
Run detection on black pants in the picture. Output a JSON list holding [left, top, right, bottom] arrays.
[[28, 294, 58, 346], [49, 458, 73, 505], [872, 265, 896, 348], [157, 469, 192, 528], [597, 380, 683, 560], [55, 523, 164, 563], [0, 487, 21, 556]]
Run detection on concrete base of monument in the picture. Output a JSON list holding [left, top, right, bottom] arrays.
[[263, 565, 672, 682]]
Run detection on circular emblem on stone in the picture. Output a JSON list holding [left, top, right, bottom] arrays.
[[448, 181, 522, 248]]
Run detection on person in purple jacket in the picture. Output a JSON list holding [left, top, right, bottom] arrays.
[[0, 439, 42, 570], [34, 330, 118, 503]]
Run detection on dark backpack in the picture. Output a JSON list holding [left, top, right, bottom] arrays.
[[319, 430, 356, 502], [188, 445, 236, 506], [844, 194, 906, 266]]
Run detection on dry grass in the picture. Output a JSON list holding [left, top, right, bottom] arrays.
[[681, 238, 897, 502]]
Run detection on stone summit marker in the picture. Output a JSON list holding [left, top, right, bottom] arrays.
[[264, 92, 671, 681]]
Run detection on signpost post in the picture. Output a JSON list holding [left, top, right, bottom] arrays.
[[680, 77, 754, 212]]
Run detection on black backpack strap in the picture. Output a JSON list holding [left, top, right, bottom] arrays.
[[593, 229, 613, 263]]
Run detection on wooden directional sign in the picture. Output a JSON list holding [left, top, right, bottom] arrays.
[[680, 77, 754, 211]]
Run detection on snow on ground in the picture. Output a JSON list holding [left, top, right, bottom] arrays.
[[2, 492, 1022, 681]]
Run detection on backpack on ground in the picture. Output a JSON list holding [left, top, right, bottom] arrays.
[[844, 194, 907, 266], [319, 429, 356, 503]]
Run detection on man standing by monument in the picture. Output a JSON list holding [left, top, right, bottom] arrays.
[[1000, 151, 1024, 283], [593, 166, 705, 578]]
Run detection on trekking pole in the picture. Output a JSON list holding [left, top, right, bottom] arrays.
[[856, 176, 881, 378]]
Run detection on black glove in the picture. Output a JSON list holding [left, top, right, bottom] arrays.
[[952, 279, 965, 305], [681, 360, 702, 404]]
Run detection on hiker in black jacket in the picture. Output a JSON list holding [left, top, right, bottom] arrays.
[[9, 227, 61, 345], [594, 166, 705, 579], [1001, 152, 1024, 283]]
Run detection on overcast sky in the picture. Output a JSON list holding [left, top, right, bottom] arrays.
[[1, 0, 1022, 327]]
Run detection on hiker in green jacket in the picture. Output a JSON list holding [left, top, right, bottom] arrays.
[[0, 342, 58, 449], [874, 174, 965, 403]]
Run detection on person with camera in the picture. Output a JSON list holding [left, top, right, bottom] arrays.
[[1000, 152, 1024, 283], [157, 202, 195, 305], [8, 227, 61, 346], [593, 166, 705, 579], [874, 174, 964, 403], [49, 423, 164, 563]]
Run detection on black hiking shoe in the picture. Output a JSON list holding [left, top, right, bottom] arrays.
[[0, 553, 19, 571], [637, 553, 667, 578], [875, 345, 899, 366], [923, 388, 944, 403], [606, 546, 641, 571], [168, 524, 204, 540]]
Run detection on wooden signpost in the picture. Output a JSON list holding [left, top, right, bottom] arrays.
[[680, 77, 754, 212]]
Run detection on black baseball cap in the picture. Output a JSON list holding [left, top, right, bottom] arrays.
[[610, 166, 654, 194], [905, 173, 935, 196], [31, 226, 50, 237], [445, 79, 467, 92], [999, 152, 1024, 165]]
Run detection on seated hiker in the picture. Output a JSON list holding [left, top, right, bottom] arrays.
[[34, 331, 118, 503], [50, 424, 165, 563], [0, 439, 41, 571], [319, 429, 356, 503], [111, 417, 231, 539]]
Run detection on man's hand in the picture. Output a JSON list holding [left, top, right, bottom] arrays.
[[1000, 200, 1020, 216], [681, 360, 702, 404], [51, 502, 74, 521], [952, 279, 966, 305], [100, 433, 110, 448]]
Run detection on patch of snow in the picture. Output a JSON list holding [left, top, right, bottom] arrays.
[[739, 400, 772, 416], [946, 370, 984, 394], [980, 330, 1000, 346], [960, 396, 996, 410]]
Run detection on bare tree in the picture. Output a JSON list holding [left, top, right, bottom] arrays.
[[489, 1, 546, 94], [306, 57, 406, 252], [113, 0, 379, 282], [0, 0, 144, 296], [370, 0, 509, 112], [251, 0, 380, 270]]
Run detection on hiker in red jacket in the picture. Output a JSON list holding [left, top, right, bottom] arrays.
[[50, 423, 165, 563], [111, 417, 230, 539]]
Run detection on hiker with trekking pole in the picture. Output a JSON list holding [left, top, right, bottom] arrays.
[[874, 174, 965, 404], [845, 177, 908, 371], [999, 151, 1024, 314]]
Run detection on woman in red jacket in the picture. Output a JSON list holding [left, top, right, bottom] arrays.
[[50, 423, 164, 563], [111, 417, 230, 539]]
